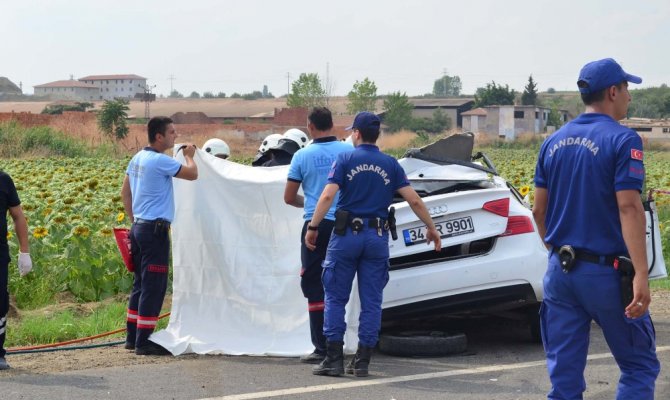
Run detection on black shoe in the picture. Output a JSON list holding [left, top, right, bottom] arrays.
[[0, 357, 9, 370], [312, 341, 344, 376], [135, 342, 171, 356], [124, 342, 135, 350], [300, 351, 326, 364]]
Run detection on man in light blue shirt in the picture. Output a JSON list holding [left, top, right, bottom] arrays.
[[284, 107, 352, 363], [121, 116, 198, 356]]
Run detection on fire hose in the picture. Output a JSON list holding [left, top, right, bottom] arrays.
[[6, 312, 170, 355]]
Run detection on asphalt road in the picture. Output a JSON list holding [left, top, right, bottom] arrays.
[[2, 316, 669, 400]]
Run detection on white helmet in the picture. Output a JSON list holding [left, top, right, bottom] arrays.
[[283, 128, 309, 149], [203, 138, 230, 158], [258, 133, 283, 154]]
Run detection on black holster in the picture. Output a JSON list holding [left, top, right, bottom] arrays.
[[616, 256, 635, 308], [387, 207, 398, 241], [334, 209, 350, 236]]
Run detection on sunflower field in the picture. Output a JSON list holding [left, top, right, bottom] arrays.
[[3, 148, 670, 309]]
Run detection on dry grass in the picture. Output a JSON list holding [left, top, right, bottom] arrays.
[[377, 130, 417, 150], [0, 97, 354, 117]]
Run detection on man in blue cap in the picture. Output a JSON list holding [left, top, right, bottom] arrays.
[[533, 58, 659, 399], [306, 111, 441, 377]]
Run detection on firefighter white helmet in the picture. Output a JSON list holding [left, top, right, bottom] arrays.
[[258, 133, 283, 154], [203, 138, 230, 158], [283, 129, 309, 149]]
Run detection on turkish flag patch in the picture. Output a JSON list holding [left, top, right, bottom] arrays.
[[631, 149, 644, 160]]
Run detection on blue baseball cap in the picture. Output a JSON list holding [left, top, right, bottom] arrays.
[[577, 58, 642, 94], [346, 111, 381, 131]]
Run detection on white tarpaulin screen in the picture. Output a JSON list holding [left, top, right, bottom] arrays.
[[151, 149, 359, 356]]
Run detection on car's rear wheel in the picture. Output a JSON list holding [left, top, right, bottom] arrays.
[[378, 330, 467, 357], [526, 304, 542, 343]]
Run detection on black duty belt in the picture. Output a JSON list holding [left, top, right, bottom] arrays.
[[134, 218, 171, 227], [350, 217, 388, 233], [558, 247, 617, 266]]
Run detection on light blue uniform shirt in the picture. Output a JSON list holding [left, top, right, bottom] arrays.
[[287, 137, 352, 221], [126, 147, 182, 222]]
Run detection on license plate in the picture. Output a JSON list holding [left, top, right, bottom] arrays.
[[403, 216, 475, 246]]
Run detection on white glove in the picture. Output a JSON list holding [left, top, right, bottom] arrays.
[[18, 252, 32, 277]]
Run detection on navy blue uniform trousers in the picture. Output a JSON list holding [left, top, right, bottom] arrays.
[[323, 225, 390, 348], [300, 219, 334, 355], [541, 252, 660, 400], [126, 222, 170, 348]]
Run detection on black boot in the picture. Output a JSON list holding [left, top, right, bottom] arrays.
[[345, 346, 373, 377], [312, 341, 344, 376]]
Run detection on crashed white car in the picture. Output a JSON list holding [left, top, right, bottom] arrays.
[[379, 134, 667, 342]]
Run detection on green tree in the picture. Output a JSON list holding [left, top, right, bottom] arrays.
[[521, 75, 539, 106], [408, 107, 451, 133], [382, 92, 414, 132], [189, 91, 200, 99], [474, 81, 516, 107], [216, 92, 226, 98], [97, 99, 129, 140], [546, 99, 563, 130], [287, 73, 326, 108], [628, 85, 670, 118], [432, 74, 462, 97], [203, 91, 214, 98], [168, 90, 183, 98], [346, 78, 378, 114]]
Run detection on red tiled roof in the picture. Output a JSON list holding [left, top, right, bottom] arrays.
[[461, 107, 487, 116], [34, 80, 98, 89], [78, 74, 146, 81]]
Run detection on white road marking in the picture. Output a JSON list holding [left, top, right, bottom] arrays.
[[198, 345, 670, 400]]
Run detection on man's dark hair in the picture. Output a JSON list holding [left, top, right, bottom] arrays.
[[308, 107, 333, 131], [358, 126, 380, 143], [147, 116, 173, 143], [579, 81, 625, 105]]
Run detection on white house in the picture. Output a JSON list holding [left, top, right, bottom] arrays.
[[78, 74, 147, 100]]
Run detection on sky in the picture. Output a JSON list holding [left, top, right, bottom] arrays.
[[2, 0, 669, 97]]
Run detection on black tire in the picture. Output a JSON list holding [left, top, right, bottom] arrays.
[[378, 331, 467, 357], [526, 303, 542, 344]]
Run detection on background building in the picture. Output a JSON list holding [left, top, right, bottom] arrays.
[[78, 74, 147, 100], [33, 79, 99, 101]]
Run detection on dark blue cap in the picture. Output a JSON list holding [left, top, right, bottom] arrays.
[[577, 58, 642, 94], [346, 111, 381, 131]]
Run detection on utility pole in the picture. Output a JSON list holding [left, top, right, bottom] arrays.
[[442, 68, 448, 97], [140, 83, 156, 119], [325, 62, 330, 106], [168, 74, 176, 94], [286, 72, 291, 96]]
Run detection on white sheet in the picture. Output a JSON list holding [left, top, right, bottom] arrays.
[[151, 149, 359, 356]]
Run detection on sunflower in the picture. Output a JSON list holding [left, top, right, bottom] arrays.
[[519, 185, 531, 197], [6, 231, 13, 239], [72, 226, 90, 238], [100, 227, 113, 237], [33, 226, 48, 239], [116, 212, 125, 223]]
